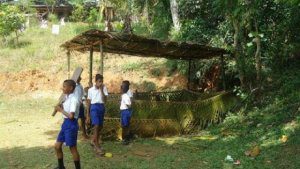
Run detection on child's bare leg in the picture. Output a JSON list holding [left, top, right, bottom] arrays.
[[98, 126, 103, 145], [70, 146, 80, 161], [92, 125, 99, 147], [54, 142, 65, 169], [122, 127, 130, 145], [70, 146, 80, 169], [81, 117, 88, 139], [123, 127, 130, 139], [54, 142, 63, 159]]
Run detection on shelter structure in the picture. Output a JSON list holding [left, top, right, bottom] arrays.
[[60, 29, 236, 138], [61, 29, 228, 90]]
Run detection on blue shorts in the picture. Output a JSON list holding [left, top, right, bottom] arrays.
[[121, 109, 131, 127], [90, 103, 105, 126], [57, 118, 79, 147], [78, 103, 85, 119]]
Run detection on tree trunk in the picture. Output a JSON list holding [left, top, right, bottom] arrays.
[[232, 17, 246, 88], [122, 0, 133, 34], [122, 14, 132, 34], [143, 0, 150, 24], [254, 37, 262, 87], [254, 22, 262, 88], [170, 0, 180, 31], [15, 31, 19, 45]]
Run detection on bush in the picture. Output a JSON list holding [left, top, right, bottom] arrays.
[[0, 5, 25, 43], [141, 81, 157, 92], [48, 13, 58, 23], [150, 68, 161, 77], [86, 8, 99, 26], [122, 62, 142, 71], [70, 4, 87, 22]]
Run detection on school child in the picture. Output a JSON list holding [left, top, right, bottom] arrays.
[[120, 82, 132, 145], [86, 74, 108, 155], [54, 79, 80, 169], [122, 80, 133, 99], [74, 76, 88, 139]]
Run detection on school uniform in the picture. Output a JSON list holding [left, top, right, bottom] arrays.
[[88, 85, 109, 126], [57, 93, 79, 147], [74, 83, 84, 119], [120, 93, 132, 127], [127, 89, 133, 98], [126, 89, 134, 114]]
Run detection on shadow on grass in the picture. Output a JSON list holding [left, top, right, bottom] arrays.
[[1, 127, 300, 169], [0, 146, 55, 169]]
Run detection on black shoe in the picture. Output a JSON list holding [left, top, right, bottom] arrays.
[[54, 166, 65, 169]]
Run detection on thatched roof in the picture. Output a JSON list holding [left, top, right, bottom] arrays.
[[61, 29, 228, 60]]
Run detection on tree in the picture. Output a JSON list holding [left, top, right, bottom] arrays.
[[0, 5, 25, 44], [170, 0, 180, 31]]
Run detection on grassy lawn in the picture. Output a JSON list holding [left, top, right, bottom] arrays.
[[0, 92, 299, 169]]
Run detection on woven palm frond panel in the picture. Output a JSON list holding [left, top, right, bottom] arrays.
[[104, 91, 239, 136], [101, 118, 180, 140]]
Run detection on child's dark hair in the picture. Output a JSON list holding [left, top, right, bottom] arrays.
[[123, 80, 130, 86], [64, 79, 76, 91], [95, 74, 103, 81], [121, 83, 129, 93]]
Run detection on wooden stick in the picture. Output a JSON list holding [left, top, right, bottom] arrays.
[[52, 67, 83, 116]]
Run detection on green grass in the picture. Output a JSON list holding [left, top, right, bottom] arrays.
[[121, 62, 144, 72], [0, 22, 103, 73], [1, 85, 300, 169]]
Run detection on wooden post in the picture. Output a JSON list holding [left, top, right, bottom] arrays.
[[67, 50, 70, 78], [220, 54, 226, 90], [188, 59, 191, 90], [99, 41, 104, 75], [89, 47, 93, 85]]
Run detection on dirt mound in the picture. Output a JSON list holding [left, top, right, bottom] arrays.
[[0, 70, 60, 93], [0, 68, 187, 94]]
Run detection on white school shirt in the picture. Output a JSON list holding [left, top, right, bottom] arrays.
[[120, 93, 131, 110], [74, 83, 84, 103], [62, 93, 79, 119], [127, 89, 133, 98], [87, 85, 109, 104]]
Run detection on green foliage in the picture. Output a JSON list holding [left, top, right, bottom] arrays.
[[121, 62, 142, 71], [17, 0, 35, 13], [86, 8, 99, 26], [48, 13, 58, 23], [150, 68, 161, 77], [70, 4, 87, 22], [140, 81, 157, 92], [165, 60, 188, 76], [0, 5, 25, 41], [148, 1, 172, 40], [233, 86, 248, 100], [132, 19, 150, 37]]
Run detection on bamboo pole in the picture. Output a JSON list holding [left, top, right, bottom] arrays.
[[100, 41, 104, 75], [67, 50, 70, 78], [89, 47, 94, 85]]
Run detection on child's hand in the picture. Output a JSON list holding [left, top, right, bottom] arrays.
[[99, 83, 104, 89], [55, 105, 63, 112]]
